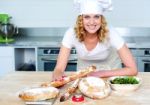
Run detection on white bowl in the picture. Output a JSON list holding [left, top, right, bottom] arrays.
[[107, 76, 142, 91]]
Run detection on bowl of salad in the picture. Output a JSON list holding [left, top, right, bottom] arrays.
[[107, 76, 142, 91]]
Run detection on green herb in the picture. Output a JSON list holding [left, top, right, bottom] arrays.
[[110, 77, 139, 84]]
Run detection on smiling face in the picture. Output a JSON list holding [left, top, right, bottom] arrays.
[[82, 14, 101, 34]]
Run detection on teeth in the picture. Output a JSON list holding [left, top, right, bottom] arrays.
[[88, 26, 95, 30]]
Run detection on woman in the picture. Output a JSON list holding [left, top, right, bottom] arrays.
[[52, 0, 137, 80]]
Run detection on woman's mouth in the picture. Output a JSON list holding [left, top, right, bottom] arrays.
[[88, 25, 96, 30]]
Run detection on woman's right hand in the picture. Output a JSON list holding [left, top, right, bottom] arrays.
[[52, 70, 65, 81]]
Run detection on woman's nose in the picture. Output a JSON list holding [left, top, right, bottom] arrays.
[[89, 19, 95, 25]]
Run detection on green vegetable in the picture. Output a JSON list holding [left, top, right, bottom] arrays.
[[110, 76, 139, 84]]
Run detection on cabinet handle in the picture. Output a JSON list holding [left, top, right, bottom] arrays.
[[41, 58, 56, 61], [41, 58, 77, 62], [142, 59, 150, 63]]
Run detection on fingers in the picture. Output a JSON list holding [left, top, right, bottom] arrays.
[[52, 75, 67, 82]]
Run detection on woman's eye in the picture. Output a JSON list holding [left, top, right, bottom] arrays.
[[94, 15, 100, 19], [84, 16, 90, 19]]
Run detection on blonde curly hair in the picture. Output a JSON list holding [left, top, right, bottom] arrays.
[[74, 15, 109, 42]]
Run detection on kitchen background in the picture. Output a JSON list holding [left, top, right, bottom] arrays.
[[1, 0, 150, 77], [0, 0, 150, 27]]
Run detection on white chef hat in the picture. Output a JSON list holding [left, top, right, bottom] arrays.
[[74, 0, 113, 15]]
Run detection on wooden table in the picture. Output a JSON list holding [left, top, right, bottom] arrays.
[[0, 71, 149, 105]]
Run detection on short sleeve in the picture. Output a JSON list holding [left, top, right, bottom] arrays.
[[109, 27, 125, 50], [62, 28, 75, 49]]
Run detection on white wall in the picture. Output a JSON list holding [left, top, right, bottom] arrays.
[[0, 0, 76, 27], [0, 0, 150, 27], [105, 0, 150, 27]]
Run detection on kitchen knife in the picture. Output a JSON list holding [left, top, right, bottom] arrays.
[[60, 79, 80, 102], [25, 97, 57, 105]]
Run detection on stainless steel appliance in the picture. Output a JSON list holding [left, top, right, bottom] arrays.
[[38, 47, 77, 71], [131, 48, 150, 72]]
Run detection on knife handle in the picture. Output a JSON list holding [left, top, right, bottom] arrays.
[[67, 79, 80, 94], [60, 79, 80, 102]]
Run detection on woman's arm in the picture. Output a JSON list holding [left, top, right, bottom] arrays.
[[52, 45, 71, 81], [89, 44, 138, 78]]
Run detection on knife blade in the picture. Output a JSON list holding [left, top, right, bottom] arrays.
[[25, 97, 57, 105], [60, 79, 80, 102]]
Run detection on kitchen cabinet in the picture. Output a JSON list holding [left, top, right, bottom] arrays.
[[14, 47, 36, 71], [130, 48, 150, 72], [0, 46, 14, 77]]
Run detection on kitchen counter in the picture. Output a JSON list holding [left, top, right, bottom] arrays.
[[0, 36, 63, 47], [1, 27, 150, 48], [124, 36, 150, 48], [0, 71, 150, 105], [1, 35, 150, 48], [14, 36, 63, 47]]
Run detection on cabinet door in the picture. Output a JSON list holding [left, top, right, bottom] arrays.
[[0, 47, 14, 56], [0, 47, 14, 77]]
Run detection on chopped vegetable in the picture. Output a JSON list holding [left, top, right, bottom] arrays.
[[110, 77, 139, 84]]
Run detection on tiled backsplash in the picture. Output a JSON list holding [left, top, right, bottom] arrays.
[[116, 27, 150, 37], [17, 27, 150, 37], [18, 27, 68, 37]]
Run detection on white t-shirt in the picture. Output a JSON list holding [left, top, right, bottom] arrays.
[[62, 27, 124, 60]]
